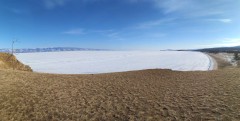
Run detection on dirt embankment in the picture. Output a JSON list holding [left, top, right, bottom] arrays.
[[0, 53, 32, 72]]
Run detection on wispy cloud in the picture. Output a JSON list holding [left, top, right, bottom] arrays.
[[204, 38, 240, 47], [205, 18, 232, 23], [147, 33, 166, 38], [153, 0, 195, 14], [42, 0, 71, 9], [126, 0, 201, 14], [127, 0, 237, 18], [41, 0, 102, 9], [103, 31, 125, 41], [219, 19, 232, 23], [221, 38, 240, 46], [4, 7, 29, 14], [62, 28, 124, 40], [63, 28, 86, 35], [136, 18, 176, 29], [91, 29, 114, 34], [10, 8, 28, 14], [132, 0, 236, 32], [94, 29, 125, 41]]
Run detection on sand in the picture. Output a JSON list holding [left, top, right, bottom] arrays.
[[208, 53, 234, 69]]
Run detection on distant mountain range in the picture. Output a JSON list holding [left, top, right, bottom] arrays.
[[2, 46, 240, 53], [0, 47, 109, 53], [195, 46, 240, 53]]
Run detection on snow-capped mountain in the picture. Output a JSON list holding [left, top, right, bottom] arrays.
[[0, 47, 108, 53]]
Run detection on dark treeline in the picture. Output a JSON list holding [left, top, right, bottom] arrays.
[[195, 46, 240, 53], [194, 46, 240, 62]]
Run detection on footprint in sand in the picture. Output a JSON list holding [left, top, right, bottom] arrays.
[[162, 107, 169, 117]]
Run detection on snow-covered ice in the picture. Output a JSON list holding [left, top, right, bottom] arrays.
[[16, 51, 213, 74]]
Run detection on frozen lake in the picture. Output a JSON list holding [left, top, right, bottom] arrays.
[[16, 51, 213, 74]]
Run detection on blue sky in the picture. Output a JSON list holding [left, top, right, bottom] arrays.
[[0, 0, 240, 50]]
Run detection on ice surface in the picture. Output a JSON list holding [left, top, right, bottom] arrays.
[[16, 51, 212, 74]]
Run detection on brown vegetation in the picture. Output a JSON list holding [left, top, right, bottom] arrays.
[[0, 53, 32, 72], [1, 68, 240, 120]]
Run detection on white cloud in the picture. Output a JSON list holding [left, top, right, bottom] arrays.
[[62, 28, 124, 40], [204, 38, 240, 47], [219, 19, 232, 23], [105, 31, 125, 41], [63, 28, 86, 35], [147, 33, 166, 38], [127, 0, 238, 19], [5, 7, 30, 14], [42, 0, 71, 9], [132, 0, 237, 31], [136, 18, 176, 29], [11, 8, 27, 14], [222, 38, 240, 45], [153, 0, 194, 14], [90, 29, 124, 40], [205, 19, 232, 23], [41, 0, 102, 9], [91, 29, 114, 34]]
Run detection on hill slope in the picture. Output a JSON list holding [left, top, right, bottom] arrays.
[[196, 46, 240, 53], [1, 69, 240, 120], [0, 53, 32, 71]]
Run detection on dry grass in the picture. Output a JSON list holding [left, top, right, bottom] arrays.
[[0, 53, 32, 72], [1, 69, 240, 120]]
